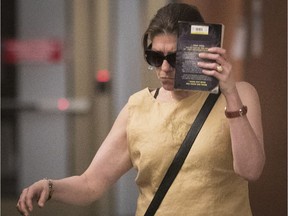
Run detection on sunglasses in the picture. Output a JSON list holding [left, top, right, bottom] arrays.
[[145, 50, 176, 68]]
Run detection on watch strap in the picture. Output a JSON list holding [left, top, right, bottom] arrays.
[[225, 105, 247, 118]]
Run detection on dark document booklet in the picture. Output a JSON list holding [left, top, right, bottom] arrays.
[[174, 22, 224, 93]]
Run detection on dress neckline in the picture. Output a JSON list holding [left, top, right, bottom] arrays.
[[146, 87, 207, 105]]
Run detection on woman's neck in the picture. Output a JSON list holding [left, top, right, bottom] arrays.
[[161, 87, 194, 102], [171, 89, 193, 100]]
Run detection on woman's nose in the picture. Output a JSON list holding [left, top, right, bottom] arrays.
[[161, 60, 173, 71]]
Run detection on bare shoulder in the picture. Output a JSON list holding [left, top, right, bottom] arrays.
[[115, 103, 129, 124]]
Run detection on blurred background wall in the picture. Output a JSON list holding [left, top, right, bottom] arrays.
[[1, 0, 286, 215]]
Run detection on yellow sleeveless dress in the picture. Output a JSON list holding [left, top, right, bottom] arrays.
[[127, 88, 252, 216]]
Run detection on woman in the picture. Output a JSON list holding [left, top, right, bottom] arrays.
[[16, 3, 265, 216]]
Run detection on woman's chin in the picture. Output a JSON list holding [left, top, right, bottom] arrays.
[[159, 77, 175, 90], [161, 83, 175, 91]]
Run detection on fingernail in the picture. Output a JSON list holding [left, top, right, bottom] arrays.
[[198, 53, 203, 57]]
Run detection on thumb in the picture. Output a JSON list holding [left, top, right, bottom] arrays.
[[37, 190, 48, 208]]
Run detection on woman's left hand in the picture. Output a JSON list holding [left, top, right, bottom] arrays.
[[197, 47, 235, 95]]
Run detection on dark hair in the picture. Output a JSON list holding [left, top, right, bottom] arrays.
[[142, 3, 204, 49]]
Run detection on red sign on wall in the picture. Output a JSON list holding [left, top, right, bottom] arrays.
[[2, 39, 62, 64]]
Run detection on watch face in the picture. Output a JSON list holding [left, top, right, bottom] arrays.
[[239, 109, 244, 116]]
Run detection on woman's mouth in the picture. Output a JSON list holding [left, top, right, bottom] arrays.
[[160, 76, 174, 80]]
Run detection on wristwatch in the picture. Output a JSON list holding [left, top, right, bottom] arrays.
[[225, 105, 247, 118]]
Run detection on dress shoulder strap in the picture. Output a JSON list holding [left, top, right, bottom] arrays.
[[154, 88, 160, 99]]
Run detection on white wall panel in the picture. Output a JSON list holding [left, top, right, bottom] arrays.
[[17, 0, 69, 190]]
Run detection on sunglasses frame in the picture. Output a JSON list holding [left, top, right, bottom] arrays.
[[144, 50, 177, 68]]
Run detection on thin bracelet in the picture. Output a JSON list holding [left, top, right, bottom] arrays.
[[43, 178, 54, 200]]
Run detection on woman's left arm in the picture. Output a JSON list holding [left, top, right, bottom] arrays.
[[224, 82, 265, 181], [198, 47, 265, 181]]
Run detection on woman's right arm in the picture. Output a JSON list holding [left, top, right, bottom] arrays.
[[17, 104, 132, 216]]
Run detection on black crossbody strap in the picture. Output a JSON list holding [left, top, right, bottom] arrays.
[[144, 92, 221, 216]]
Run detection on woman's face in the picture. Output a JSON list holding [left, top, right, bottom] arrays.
[[151, 34, 177, 91]]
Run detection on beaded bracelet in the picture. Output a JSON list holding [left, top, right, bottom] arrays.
[[44, 178, 54, 200]]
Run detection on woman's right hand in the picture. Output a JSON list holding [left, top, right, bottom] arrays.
[[16, 179, 51, 216]]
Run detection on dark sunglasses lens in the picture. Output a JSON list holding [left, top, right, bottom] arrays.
[[166, 53, 176, 67], [145, 51, 163, 67]]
